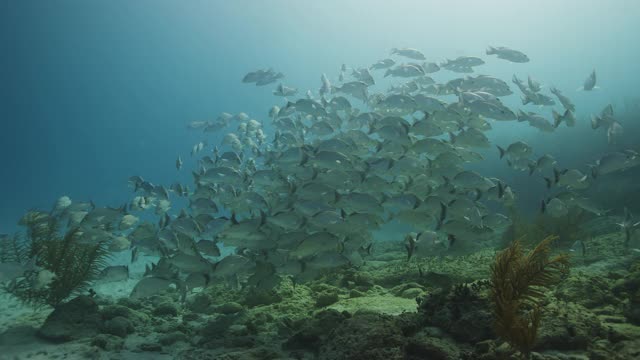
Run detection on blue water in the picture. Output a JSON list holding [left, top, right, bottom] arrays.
[[1, 0, 639, 232]]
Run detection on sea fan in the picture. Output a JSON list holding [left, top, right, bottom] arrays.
[[5, 212, 110, 307], [490, 235, 570, 358]]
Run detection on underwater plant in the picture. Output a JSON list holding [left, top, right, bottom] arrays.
[[2, 211, 110, 307], [490, 235, 570, 358], [0, 233, 29, 264]]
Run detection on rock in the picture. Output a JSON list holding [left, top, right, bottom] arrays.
[[243, 288, 282, 308], [91, 334, 124, 350], [203, 346, 283, 360], [0, 326, 40, 347], [183, 312, 201, 322], [38, 296, 103, 342], [215, 302, 244, 314], [319, 313, 407, 360], [390, 282, 424, 297], [555, 272, 619, 309], [116, 297, 143, 310], [536, 301, 605, 351], [419, 282, 494, 342], [101, 304, 148, 324], [405, 333, 462, 360], [159, 331, 188, 346], [315, 291, 339, 308], [328, 295, 418, 316], [228, 324, 249, 336], [284, 309, 348, 351], [199, 314, 242, 340], [138, 342, 162, 352], [102, 316, 134, 338], [186, 292, 212, 313], [400, 288, 425, 299], [153, 302, 178, 317]]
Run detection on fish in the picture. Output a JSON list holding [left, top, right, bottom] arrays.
[[370, 58, 395, 70], [549, 87, 575, 112], [320, 73, 331, 96], [581, 69, 597, 91], [97, 265, 129, 283], [449, 128, 490, 148], [384, 64, 425, 78], [486, 46, 529, 63], [442, 56, 485, 69], [607, 122, 624, 144], [590, 104, 616, 129], [130, 276, 180, 300], [517, 110, 555, 132], [521, 92, 555, 106], [351, 67, 375, 86], [332, 81, 369, 102], [130, 247, 139, 263], [176, 156, 183, 170], [552, 109, 576, 128], [242, 68, 284, 86], [119, 214, 139, 231], [390, 47, 426, 60], [547, 168, 589, 189], [52, 196, 72, 214], [273, 83, 298, 97], [185, 272, 210, 291], [497, 141, 532, 159], [421, 62, 441, 73], [166, 252, 214, 274], [569, 240, 586, 257], [541, 198, 568, 218], [527, 76, 541, 92], [528, 154, 557, 175], [590, 151, 640, 178], [212, 255, 253, 278], [617, 208, 640, 248]]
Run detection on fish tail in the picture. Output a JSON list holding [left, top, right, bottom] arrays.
[[552, 110, 562, 128]]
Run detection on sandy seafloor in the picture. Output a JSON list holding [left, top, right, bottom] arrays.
[[0, 227, 639, 360]]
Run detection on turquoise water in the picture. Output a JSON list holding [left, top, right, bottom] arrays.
[[1, 2, 639, 359], [1, 1, 639, 230]]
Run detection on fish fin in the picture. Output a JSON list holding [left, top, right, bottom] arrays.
[[553, 168, 561, 184], [544, 177, 552, 189], [552, 110, 562, 128], [448, 131, 456, 143], [437, 202, 447, 230], [498, 181, 505, 199], [496, 145, 505, 159]]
